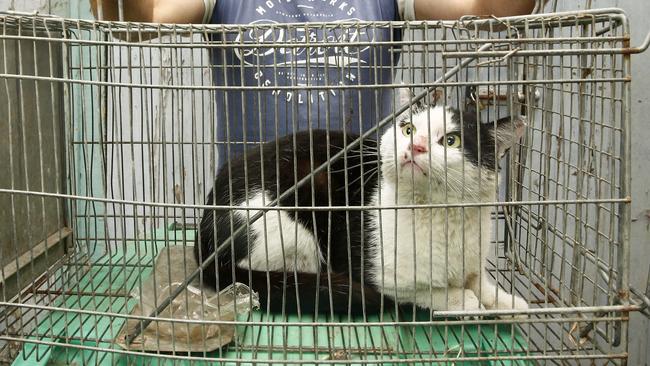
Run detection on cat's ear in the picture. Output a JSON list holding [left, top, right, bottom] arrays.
[[397, 86, 414, 107], [396, 86, 439, 109], [493, 115, 526, 158]]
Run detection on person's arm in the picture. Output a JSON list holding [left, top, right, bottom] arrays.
[[412, 0, 537, 20], [90, 0, 206, 24]]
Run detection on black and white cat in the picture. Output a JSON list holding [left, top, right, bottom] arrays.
[[195, 100, 528, 315]]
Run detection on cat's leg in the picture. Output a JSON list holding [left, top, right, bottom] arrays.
[[417, 287, 483, 312], [468, 274, 528, 312]]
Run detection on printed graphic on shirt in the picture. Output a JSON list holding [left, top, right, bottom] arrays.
[[252, 0, 360, 18], [232, 0, 391, 105], [235, 19, 371, 68], [211, 0, 399, 161], [237, 18, 384, 105]]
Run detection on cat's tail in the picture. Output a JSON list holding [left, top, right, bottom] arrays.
[[224, 266, 394, 316]]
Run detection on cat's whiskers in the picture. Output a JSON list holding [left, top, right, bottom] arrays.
[[379, 158, 487, 202], [329, 142, 379, 151], [427, 169, 488, 201], [424, 169, 478, 199], [336, 146, 379, 153], [336, 166, 380, 192], [327, 160, 380, 174], [351, 168, 381, 196]]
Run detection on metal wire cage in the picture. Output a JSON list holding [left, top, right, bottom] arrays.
[[1, 8, 649, 365]]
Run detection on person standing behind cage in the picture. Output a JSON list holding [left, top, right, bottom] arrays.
[[91, 0, 538, 166]]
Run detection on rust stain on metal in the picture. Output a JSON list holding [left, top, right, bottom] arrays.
[[621, 36, 636, 55], [618, 289, 629, 301], [532, 282, 558, 304], [477, 91, 508, 101]]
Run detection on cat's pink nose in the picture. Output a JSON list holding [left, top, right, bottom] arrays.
[[409, 143, 428, 156]]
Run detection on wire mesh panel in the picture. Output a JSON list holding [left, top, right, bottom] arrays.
[[0, 8, 644, 365]]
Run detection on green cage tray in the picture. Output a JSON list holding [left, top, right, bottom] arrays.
[[11, 227, 530, 365]]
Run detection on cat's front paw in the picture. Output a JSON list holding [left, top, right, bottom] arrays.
[[447, 289, 484, 312], [495, 294, 529, 319]]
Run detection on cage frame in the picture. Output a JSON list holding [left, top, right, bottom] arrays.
[[1, 6, 649, 365]]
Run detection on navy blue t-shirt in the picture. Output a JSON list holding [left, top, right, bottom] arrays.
[[209, 1, 402, 164]]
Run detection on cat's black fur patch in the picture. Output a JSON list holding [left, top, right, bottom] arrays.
[[195, 130, 392, 315], [452, 110, 510, 171]]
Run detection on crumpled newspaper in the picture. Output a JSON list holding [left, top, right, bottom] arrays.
[[116, 246, 259, 352]]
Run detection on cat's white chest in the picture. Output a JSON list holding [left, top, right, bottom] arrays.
[[367, 187, 491, 301]]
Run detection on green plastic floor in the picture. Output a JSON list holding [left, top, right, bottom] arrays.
[[12, 227, 530, 365]]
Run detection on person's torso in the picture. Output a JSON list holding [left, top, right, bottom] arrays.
[[209, 0, 401, 162]]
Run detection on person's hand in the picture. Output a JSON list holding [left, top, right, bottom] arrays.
[[90, 0, 205, 24], [413, 0, 540, 20], [89, 0, 206, 41]]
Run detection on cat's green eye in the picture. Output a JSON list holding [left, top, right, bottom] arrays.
[[443, 134, 462, 148], [401, 123, 416, 137]]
